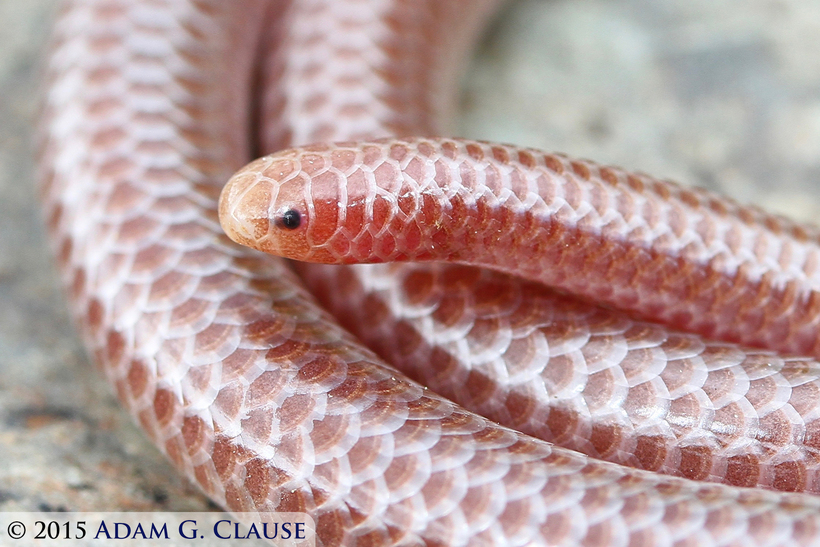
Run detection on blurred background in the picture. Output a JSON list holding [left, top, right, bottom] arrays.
[[2, 0, 820, 511]]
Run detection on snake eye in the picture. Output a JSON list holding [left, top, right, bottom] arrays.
[[277, 208, 302, 230]]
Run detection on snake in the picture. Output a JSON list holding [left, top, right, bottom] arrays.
[[35, 0, 820, 545]]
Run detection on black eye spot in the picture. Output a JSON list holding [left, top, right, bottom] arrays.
[[277, 209, 302, 230]]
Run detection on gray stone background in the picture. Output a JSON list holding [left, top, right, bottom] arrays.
[[2, 0, 820, 511]]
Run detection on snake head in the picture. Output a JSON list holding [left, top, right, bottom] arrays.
[[218, 147, 346, 263], [221, 140, 458, 265]]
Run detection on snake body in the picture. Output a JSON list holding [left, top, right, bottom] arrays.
[[36, 0, 820, 545], [221, 137, 820, 495]]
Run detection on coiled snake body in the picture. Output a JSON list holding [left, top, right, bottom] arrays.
[[37, 1, 820, 545]]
